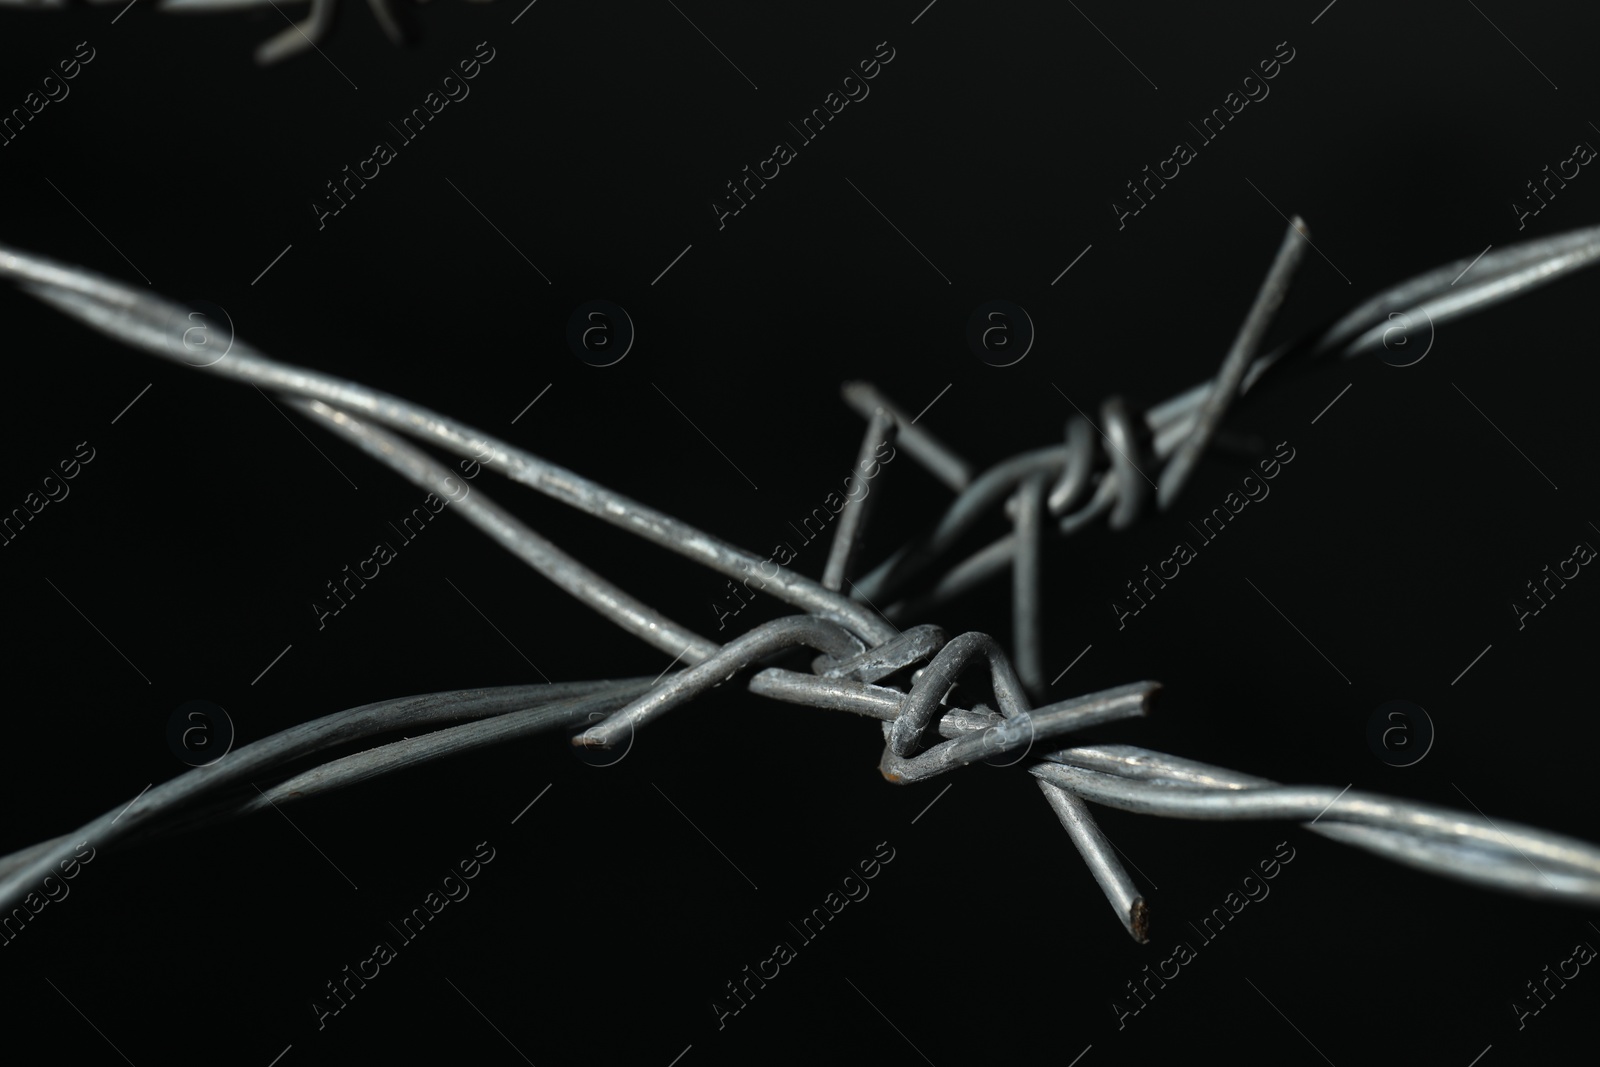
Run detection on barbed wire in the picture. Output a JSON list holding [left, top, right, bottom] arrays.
[[850, 221, 1600, 624], [0, 0, 451, 65], [3, 218, 1599, 944]]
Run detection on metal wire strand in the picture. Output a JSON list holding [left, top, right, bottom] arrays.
[[31, 272, 724, 670], [877, 681, 1156, 784], [8, 0, 420, 65], [1100, 396, 1152, 531], [744, 668, 1600, 905], [851, 444, 1074, 604], [0, 679, 652, 908], [1316, 222, 1600, 359], [1157, 216, 1307, 510], [1038, 781, 1148, 943], [1030, 756, 1600, 903], [1047, 417, 1097, 514], [573, 615, 866, 749], [289, 397, 722, 665], [0, 684, 649, 885], [1147, 222, 1600, 451], [0, 242, 896, 649], [886, 532, 1018, 624], [854, 403, 1135, 615], [815, 624, 948, 683], [887, 632, 1028, 757], [255, 0, 335, 64], [881, 469, 1112, 623], [842, 381, 972, 491], [1012, 472, 1048, 696], [822, 405, 898, 591]]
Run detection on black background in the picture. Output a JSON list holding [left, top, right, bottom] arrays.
[[2, 0, 1599, 1063]]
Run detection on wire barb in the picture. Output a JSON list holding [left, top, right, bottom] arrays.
[[1158, 215, 1308, 510], [822, 405, 897, 591]]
